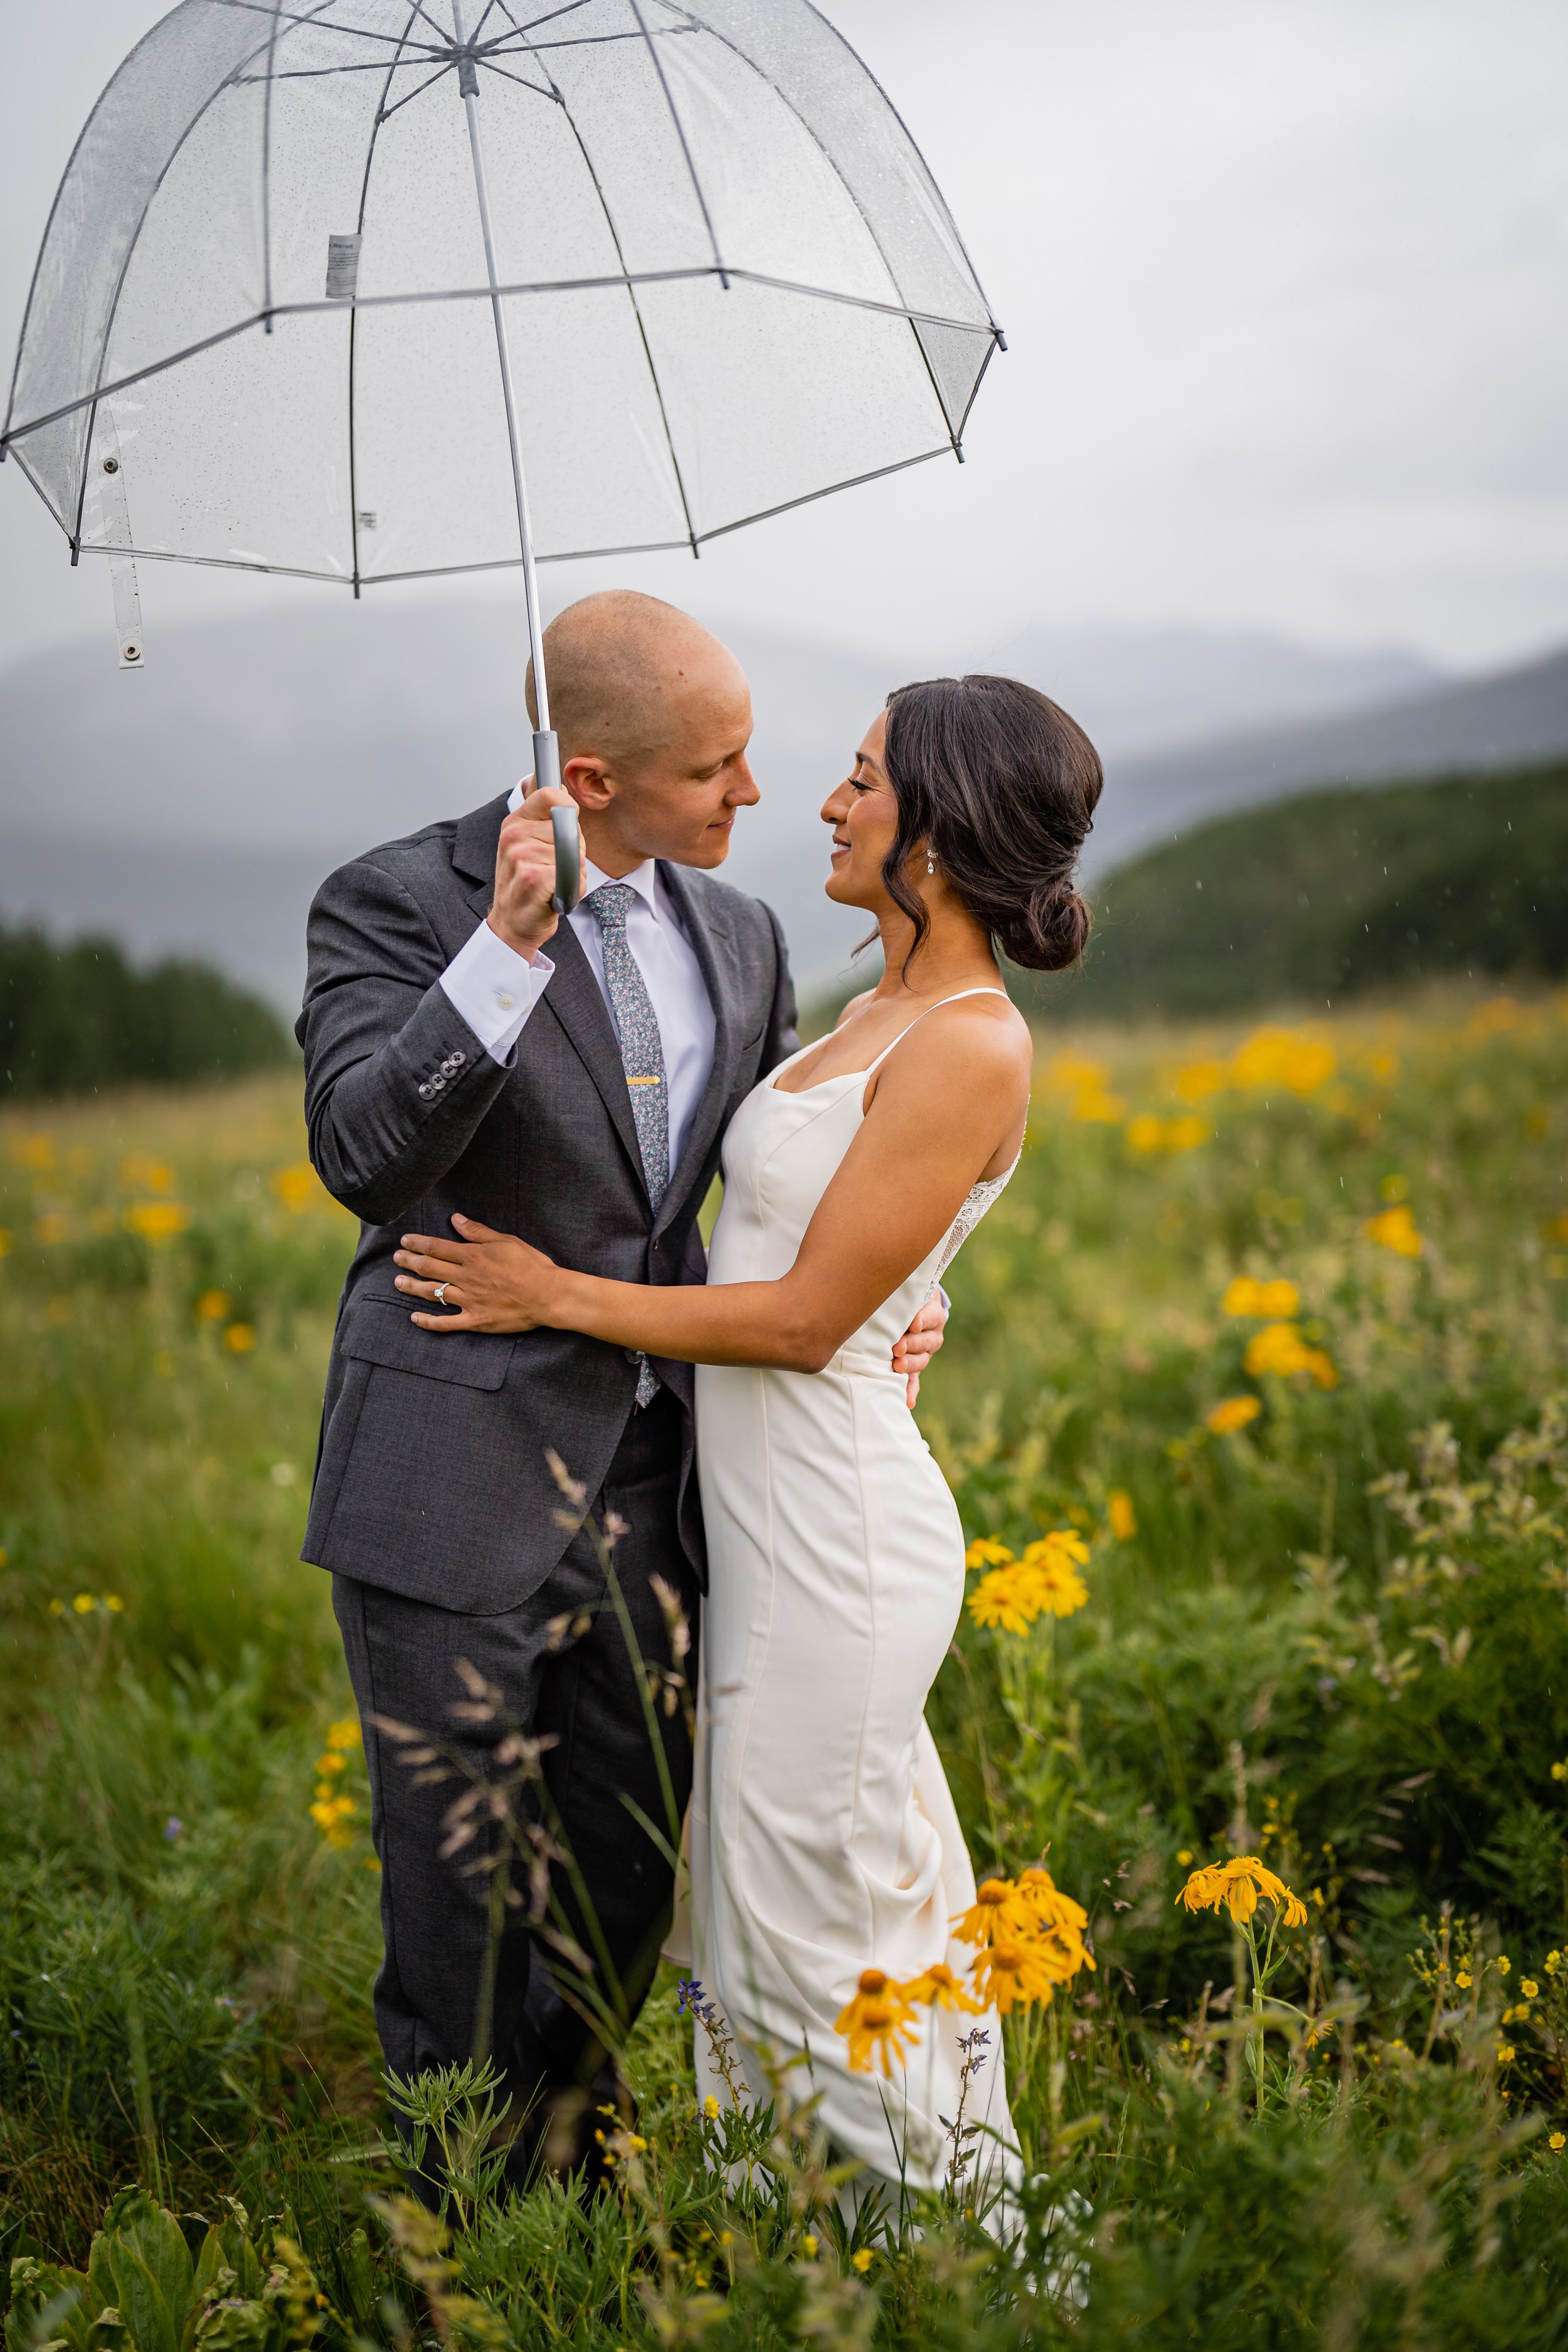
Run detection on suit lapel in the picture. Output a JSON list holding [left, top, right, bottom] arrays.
[[657, 864, 740, 1236]]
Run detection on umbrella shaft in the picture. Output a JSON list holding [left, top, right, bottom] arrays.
[[453, 4, 549, 734]]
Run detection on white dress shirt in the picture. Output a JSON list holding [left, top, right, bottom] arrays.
[[439, 793, 718, 1175]]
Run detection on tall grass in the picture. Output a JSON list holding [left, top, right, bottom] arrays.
[[3, 990, 1568, 2346]]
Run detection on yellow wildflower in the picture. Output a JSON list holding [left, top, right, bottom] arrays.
[[223, 1323, 257, 1353], [1177, 1856, 1306, 1927], [1547, 1952, 1562, 1974], [1364, 1205, 1422, 1258], [951, 1873, 1094, 2001], [851, 2250, 873, 2274], [1072, 1089, 1126, 1125], [1172, 1059, 1228, 1102], [1107, 1490, 1137, 1540], [1177, 1849, 1193, 1866], [1551, 1762, 1568, 1783], [703, 2095, 720, 2119], [72, 1593, 97, 1614], [326, 1717, 363, 1751], [1231, 1027, 1335, 1095], [967, 1565, 1040, 1635], [1015, 1866, 1092, 1941], [125, 1200, 190, 1244], [951, 1878, 1019, 1951], [968, 1532, 1090, 1630], [898, 1961, 983, 2015], [970, 1938, 1064, 2015], [14, 1133, 56, 1171], [1498, 1956, 1511, 1975], [964, 1537, 1015, 1569], [120, 1155, 176, 1194], [835, 1968, 920, 2075], [1207, 1395, 1263, 1436], [34, 1214, 68, 1246], [1550, 2134, 1566, 2154], [1496, 2044, 1515, 2065], [802, 2234, 818, 2257], [1021, 1530, 1091, 1616], [195, 1289, 231, 1322], [1243, 1322, 1338, 1388], [1126, 1113, 1206, 1155], [272, 1162, 321, 1212], [1222, 1276, 1300, 1320], [1039, 1052, 1125, 1124], [1522, 1979, 1539, 2001]]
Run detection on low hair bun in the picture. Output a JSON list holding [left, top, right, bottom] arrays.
[[881, 675, 1103, 973], [999, 882, 1093, 975]]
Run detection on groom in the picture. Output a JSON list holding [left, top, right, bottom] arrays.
[[297, 590, 943, 2181]]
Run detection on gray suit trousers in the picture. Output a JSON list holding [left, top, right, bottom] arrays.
[[333, 1387, 697, 2183]]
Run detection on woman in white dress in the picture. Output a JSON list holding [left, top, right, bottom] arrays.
[[391, 674, 1103, 2204]]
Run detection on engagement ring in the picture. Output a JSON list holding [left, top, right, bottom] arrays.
[[433, 1283, 448, 1306]]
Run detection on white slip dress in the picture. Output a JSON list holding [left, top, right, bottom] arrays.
[[689, 990, 1022, 2208]]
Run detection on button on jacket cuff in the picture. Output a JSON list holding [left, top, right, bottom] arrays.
[[439, 921, 556, 1063]]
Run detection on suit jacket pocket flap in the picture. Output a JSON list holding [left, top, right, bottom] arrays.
[[343, 1296, 515, 1391]]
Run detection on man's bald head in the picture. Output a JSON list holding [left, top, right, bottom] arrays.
[[524, 589, 759, 874], [526, 590, 747, 770]]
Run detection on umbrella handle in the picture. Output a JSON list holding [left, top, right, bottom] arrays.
[[535, 729, 581, 914]]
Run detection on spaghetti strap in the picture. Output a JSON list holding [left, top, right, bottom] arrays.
[[860, 987, 1012, 1081]]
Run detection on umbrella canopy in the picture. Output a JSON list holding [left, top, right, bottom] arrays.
[[2, 0, 1002, 591]]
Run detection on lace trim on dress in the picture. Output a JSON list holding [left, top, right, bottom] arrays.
[[924, 1155, 1021, 1302]]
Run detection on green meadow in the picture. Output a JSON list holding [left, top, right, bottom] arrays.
[[3, 985, 1568, 2348]]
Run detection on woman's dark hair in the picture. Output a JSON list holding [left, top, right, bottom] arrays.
[[878, 674, 1103, 972]]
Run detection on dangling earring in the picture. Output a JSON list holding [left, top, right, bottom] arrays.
[[926, 854, 936, 875]]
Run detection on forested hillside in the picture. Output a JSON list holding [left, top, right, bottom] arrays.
[[1, 925, 294, 1096], [1074, 763, 1568, 1016]]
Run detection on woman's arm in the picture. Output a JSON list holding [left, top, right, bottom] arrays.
[[393, 1004, 1030, 1373]]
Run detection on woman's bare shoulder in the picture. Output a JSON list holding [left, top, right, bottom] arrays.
[[876, 988, 1033, 1098]]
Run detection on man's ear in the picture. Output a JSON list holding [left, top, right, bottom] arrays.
[[563, 754, 612, 810]]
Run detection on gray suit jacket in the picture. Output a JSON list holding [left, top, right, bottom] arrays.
[[296, 792, 798, 1613]]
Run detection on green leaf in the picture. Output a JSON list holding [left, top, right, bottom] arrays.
[[114, 2211, 192, 2342], [190, 2304, 270, 2352], [5, 2267, 92, 2352], [106, 2248, 177, 2352], [211, 2233, 257, 2306], [181, 2238, 235, 2352], [337, 2232, 374, 2331], [86, 2240, 117, 2333]]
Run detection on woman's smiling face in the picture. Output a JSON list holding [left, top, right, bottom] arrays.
[[820, 709, 902, 909]]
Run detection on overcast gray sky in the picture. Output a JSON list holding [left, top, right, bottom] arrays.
[[1, 0, 1564, 674]]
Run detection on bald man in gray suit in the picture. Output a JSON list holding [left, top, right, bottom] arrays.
[[297, 592, 945, 2185]]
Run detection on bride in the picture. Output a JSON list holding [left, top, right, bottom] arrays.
[[391, 672, 1103, 2202]]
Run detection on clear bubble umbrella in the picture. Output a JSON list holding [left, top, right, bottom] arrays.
[[1, 0, 1003, 904]]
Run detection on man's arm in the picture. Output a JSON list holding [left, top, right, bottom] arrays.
[[300, 789, 568, 1227], [299, 857, 520, 1227]]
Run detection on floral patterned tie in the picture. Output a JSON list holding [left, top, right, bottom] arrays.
[[588, 881, 668, 1406]]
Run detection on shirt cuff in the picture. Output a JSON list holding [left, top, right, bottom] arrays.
[[439, 921, 554, 1063]]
